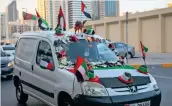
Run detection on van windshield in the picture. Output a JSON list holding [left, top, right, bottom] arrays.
[[61, 39, 118, 63]]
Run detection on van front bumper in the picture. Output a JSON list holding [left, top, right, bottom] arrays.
[[73, 90, 161, 106]]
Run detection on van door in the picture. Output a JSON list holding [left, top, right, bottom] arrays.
[[15, 38, 38, 92], [32, 40, 56, 105]]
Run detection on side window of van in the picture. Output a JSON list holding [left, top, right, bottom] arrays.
[[36, 40, 54, 70], [16, 38, 37, 63]]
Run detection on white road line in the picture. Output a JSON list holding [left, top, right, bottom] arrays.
[[152, 75, 172, 80]]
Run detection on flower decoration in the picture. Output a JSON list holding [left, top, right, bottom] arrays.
[[137, 65, 148, 74], [69, 35, 79, 42], [118, 72, 134, 84], [108, 44, 114, 49], [55, 27, 64, 36], [57, 50, 67, 58]]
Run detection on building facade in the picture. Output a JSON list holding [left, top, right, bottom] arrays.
[[104, 0, 119, 17], [8, 22, 39, 37], [92, 1, 100, 20], [68, 1, 92, 28], [37, 0, 46, 19], [7, 0, 18, 22], [0, 13, 8, 39]]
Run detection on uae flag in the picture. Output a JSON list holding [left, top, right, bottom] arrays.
[[35, 9, 49, 30], [81, 1, 92, 19], [140, 41, 148, 58], [74, 56, 95, 80], [23, 12, 37, 20], [40, 59, 53, 70], [56, 6, 66, 31]]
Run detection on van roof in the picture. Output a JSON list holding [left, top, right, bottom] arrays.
[[20, 31, 105, 43]]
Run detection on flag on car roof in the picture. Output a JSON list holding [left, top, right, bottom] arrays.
[[23, 12, 37, 20], [74, 56, 95, 80], [140, 41, 148, 58], [35, 9, 49, 30], [81, 1, 92, 19], [56, 6, 66, 31]]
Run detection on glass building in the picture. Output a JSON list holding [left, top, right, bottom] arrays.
[[104, 0, 119, 17]]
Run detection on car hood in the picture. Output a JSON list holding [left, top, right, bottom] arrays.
[[93, 66, 151, 88]]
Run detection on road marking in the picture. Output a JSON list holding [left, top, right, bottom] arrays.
[[162, 63, 172, 68], [153, 75, 172, 80]]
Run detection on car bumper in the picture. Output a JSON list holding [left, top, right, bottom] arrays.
[[1, 67, 13, 76], [73, 90, 161, 106]]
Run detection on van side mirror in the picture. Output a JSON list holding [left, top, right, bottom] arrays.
[[40, 59, 53, 71]]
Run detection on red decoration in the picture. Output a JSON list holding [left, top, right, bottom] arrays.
[[118, 76, 134, 84], [70, 36, 79, 42], [137, 69, 148, 75], [74, 20, 87, 34], [108, 44, 114, 49], [57, 51, 66, 58], [88, 76, 101, 84]]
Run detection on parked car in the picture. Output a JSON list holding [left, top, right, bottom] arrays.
[[1, 45, 15, 61], [1, 50, 14, 79], [13, 31, 161, 106], [109, 42, 135, 58]]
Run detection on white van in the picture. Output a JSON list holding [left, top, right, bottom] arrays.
[[13, 31, 161, 106]]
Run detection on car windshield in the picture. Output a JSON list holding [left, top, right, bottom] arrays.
[[1, 51, 6, 57], [63, 39, 118, 63], [2, 46, 15, 50]]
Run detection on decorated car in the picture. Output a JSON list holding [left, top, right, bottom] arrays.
[[13, 28, 161, 106]]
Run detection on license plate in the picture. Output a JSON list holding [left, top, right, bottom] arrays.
[[125, 101, 150, 106]]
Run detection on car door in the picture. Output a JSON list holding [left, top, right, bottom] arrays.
[[14, 38, 38, 92], [114, 43, 126, 57], [32, 39, 56, 105]]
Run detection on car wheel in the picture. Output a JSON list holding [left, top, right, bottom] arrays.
[[6, 75, 13, 80], [59, 96, 73, 106], [16, 82, 28, 104]]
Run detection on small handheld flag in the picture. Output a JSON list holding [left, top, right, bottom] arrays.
[[56, 6, 66, 31], [140, 41, 148, 65], [81, 1, 92, 19], [35, 9, 50, 31]]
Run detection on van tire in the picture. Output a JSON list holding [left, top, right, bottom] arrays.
[[16, 82, 28, 104], [59, 94, 73, 106]]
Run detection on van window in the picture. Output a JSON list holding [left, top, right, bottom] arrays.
[[36, 40, 54, 70], [16, 38, 37, 62]]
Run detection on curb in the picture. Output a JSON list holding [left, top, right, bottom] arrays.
[[131, 63, 172, 68]]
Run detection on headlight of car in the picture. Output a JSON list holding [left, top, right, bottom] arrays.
[[8, 61, 14, 67], [153, 84, 159, 91], [81, 81, 108, 96], [149, 74, 160, 91]]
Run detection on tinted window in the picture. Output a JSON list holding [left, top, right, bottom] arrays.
[[36, 40, 54, 70], [115, 43, 124, 48], [2, 46, 15, 50], [16, 38, 37, 62]]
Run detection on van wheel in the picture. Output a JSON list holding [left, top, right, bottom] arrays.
[[59, 96, 73, 106], [16, 83, 28, 104]]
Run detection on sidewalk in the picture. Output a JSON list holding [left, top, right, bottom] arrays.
[[128, 52, 172, 68]]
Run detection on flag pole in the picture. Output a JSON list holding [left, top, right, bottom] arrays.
[[125, 11, 129, 64]]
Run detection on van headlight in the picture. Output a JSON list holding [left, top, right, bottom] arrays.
[[8, 61, 14, 67], [81, 81, 108, 96], [149, 74, 160, 91], [153, 84, 159, 91]]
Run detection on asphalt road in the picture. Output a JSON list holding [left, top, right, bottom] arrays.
[[1, 67, 172, 106]]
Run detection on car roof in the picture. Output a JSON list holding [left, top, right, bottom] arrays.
[[20, 31, 105, 43]]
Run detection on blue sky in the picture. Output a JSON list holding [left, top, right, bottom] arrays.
[[0, 0, 171, 15]]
